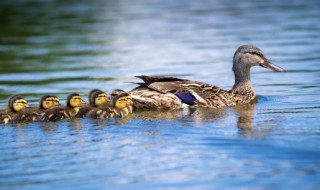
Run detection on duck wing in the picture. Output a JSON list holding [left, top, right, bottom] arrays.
[[133, 75, 189, 93], [133, 75, 234, 108], [135, 75, 188, 83]]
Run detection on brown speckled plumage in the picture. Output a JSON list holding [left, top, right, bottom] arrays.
[[130, 45, 285, 110]]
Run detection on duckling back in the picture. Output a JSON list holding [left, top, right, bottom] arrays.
[[39, 107, 66, 122], [86, 105, 118, 119], [10, 108, 39, 124]]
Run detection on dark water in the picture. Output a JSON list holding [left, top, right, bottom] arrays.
[[0, 0, 320, 189]]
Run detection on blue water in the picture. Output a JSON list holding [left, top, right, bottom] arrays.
[[0, 0, 320, 189]]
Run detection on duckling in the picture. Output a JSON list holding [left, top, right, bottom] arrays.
[[86, 92, 134, 119], [40, 93, 85, 122], [130, 45, 285, 109], [10, 95, 60, 124], [0, 95, 30, 124], [110, 89, 133, 114], [75, 89, 109, 118]]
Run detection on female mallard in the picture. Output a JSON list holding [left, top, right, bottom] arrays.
[[40, 93, 85, 122], [0, 95, 30, 124], [86, 92, 134, 119], [11, 95, 60, 124], [75, 89, 109, 118], [130, 45, 285, 110]]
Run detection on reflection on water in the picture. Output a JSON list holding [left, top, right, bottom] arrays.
[[0, 0, 320, 189]]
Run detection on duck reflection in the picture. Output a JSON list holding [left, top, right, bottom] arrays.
[[233, 98, 257, 128], [232, 98, 257, 137], [131, 98, 263, 138]]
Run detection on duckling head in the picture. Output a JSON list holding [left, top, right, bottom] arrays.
[[233, 45, 285, 74], [67, 93, 86, 108], [92, 91, 109, 107], [88, 89, 103, 105], [110, 89, 126, 99], [113, 93, 134, 110], [39, 95, 60, 110], [8, 95, 29, 112]]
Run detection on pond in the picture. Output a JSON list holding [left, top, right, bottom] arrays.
[[0, 0, 319, 189]]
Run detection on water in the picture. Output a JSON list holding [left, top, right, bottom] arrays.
[[0, 0, 320, 189]]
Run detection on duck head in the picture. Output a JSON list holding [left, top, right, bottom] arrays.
[[92, 91, 109, 107], [67, 93, 86, 108], [8, 95, 29, 112], [39, 95, 60, 110], [113, 93, 134, 110], [233, 45, 285, 73]]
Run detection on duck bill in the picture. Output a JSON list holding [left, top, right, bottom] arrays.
[[260, 59, 285, 72]]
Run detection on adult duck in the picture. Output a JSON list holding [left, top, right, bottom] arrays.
[[129, 45, 285, 110]]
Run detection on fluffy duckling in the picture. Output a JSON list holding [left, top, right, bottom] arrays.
[[86, 92, 134, 119], [110, 89, 133, 114], [0, 95, 30, 124], [75, 89, 109, 118], [10, 95, 60, 124], [40, 93, 85, 122]]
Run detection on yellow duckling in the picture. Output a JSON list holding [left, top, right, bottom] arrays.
[[0, 95, 30, 124], [75, 89, 110, 118], [110, 89, 133, 115], [40, 93, 85, 122], [86, 92, 134, 119], [11, 95, 60, 124]]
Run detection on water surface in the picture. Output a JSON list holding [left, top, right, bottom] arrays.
[[0, 0, 319, 189]]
